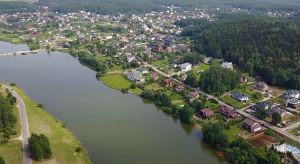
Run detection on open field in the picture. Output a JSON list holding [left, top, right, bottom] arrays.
[[101, 73, 143, 95], [193, 63, 210, 71], [221, 95, 250, 109], [0, 140, 23, 164], [152, 59, 168, 67], [0, 33, 20, 43], [1, 83, 90, 164], [223, 123, 244, 142], [267, 96, 287, 105]]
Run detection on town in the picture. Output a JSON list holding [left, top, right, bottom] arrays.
[[1, 2, 300, 164]]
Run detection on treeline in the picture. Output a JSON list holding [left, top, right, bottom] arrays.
[[0, 2, 39, 14], [0, 89, 17, 136], [185, 17, 300, 89], [70, 50, 107, 76], [28, 133, 52, 161], [199, 66, 241, 95]]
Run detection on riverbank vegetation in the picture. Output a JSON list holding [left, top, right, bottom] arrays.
[[1, 83, 91, 164], [101, 73, 143, 95], [28, 133, 52, 161]]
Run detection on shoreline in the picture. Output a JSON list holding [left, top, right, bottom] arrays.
[[0, 82, 91, 164]]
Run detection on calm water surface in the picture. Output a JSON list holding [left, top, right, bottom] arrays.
[[0, 41, 227, 164]]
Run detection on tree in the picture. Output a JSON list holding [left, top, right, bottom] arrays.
[[28, 133, 52, 160], [271, 113, 281, 125], [0, 157, 4, 164], [3, 130, 10, 139], [257, 104, 267, 119], [267, 150, 280, 164], [216, 133, 229, 151], [37, 103, 44, 108], [178, 106, 194, 124], [264, 129, 274, 136], [10, 83, 16, 86], [130, 83, 137, 89], [62, 122, 66, 128], [75, 146, 82, 153]]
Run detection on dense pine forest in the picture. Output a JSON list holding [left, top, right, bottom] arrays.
[[1, 0, 300, 15], [179, 17, 300, 89]]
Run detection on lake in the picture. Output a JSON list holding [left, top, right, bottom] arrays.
[[0, 41, 227, 164]]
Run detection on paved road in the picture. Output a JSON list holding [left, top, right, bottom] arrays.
[[2, 85, 32, 164], [143, 62, 300, 143]]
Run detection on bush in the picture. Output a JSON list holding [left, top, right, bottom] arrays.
[[28, 133, 53, 160], [96, 72, 103, 77], [37, 103, 44, 108], [0, 84, 1, 87], [3, 130, 10, 139], [264, 129, 275, 136], [130, 83, 137, 89], [11, 130, 17, 135], [0, 156, 4, 164], [75, 146, 82, 153], [10, 83, 16, 86], [0, 139, 8, 145]]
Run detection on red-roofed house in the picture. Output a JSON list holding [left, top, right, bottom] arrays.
[[198, 108, 213, 117], [218, 105, 237, 118], [42, 6, 48, 9], [151, 74, 158, 80], [174, 85, 184, 92], [161, 79, 175, 87]]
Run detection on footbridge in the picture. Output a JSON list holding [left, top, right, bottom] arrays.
[[0, 49, 46, 57]]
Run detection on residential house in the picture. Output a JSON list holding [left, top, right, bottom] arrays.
[[164, 35, 174, 46], [253, 81, 268, 92], [155, 45, 163, 51], [180, 63, 192, 72], [161, 78, 175, 87], [198, 108, 213, 117], [144, 48, 152, 57], [127, 55, 136, 62], [203, 57, 211, 63], [229, 92, 249, 102], [240, 76, 248, 83], [269, 107, 285, 118], [221, 62, 233, 70], [126, 71, 145, 83], [171, 63, 177, 68], [218, 105, 238, 118], [188, 91, 199, 99], [150, 74, 158, 80], [242, 118, 262, 133], [286, 99, 300, 109], [283, 89, 300, 99], [137, 67, 148, 74], [174, 85, 184, 92], [275, 144, 300, 162], [254, 101, 276, 110], [166, 47, 172, 53]]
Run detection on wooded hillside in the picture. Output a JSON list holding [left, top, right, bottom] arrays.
[[182, 17, 300, 88]]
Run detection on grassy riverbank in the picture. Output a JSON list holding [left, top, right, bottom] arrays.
[[0, 30, 21, 44], [101, 73, 143, 95], [1, 83, 91, 164]]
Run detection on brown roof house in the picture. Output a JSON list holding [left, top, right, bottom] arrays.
[[174, 85, 184, 92], [218, 105, 238, 118], [253, 81, 268, 92], [198, 108, 213, 117], [242, 118, 262, 133], [269, 107, 285, 118], [188, 91, 199, 103], [166, 47, 172, 53], [161, 79, 175, 87], [240, 76, 248, 83], [155, 45, 163, 51]]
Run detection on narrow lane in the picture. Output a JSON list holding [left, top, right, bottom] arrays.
[[2, 85, 32, 164]]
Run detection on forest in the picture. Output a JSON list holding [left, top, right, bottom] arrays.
[[180, 16, 300, 89], [1, 0, 300, 15]]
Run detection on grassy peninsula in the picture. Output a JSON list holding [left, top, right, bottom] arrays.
[[0, 83, 91, 164]]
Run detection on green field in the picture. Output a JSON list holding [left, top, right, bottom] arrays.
[[194, 63, 210, 71], [0, 33, 20, 43], [0, 140, 23, 164], [1, 84, 90, 164], [223, 123, 244, 142], [152, 59, 168, 67], [221, 95, 250, 109], [101, 73, 143, 95]]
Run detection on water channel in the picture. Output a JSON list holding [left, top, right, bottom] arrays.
[[0, 41, 227, 164]]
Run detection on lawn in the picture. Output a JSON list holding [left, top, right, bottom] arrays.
[[1, 84, 91, 164], [267, 96, 287, 105], [152, 59, 168, 67], [96, 55, 111, 61], [292, 126, 300, 136], [144, 83, 163, 91], [223, 123, 244, 142], [234, 84, 263, 103], [194, 63, 210, 71], [0, 140, 23, 164], [0, 33, 20, 43], [101, 73, 143, 95], [221, 95, 251, 109]]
